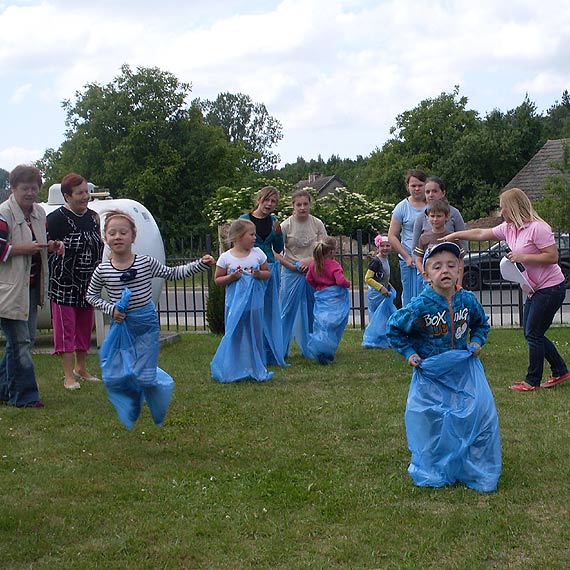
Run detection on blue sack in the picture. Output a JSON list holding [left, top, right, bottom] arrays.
[[211, 273, 274, 382], [280, 266, 315, 357], [307, 286, 350, 364], [405, 348, 501, 492], [362, 287, 396, 348], [99, 289, 174, 430], [262, 262, 287, 366]]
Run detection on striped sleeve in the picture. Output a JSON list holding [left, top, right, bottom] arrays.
[[86, 265, 116, 314], [0, 215, 12, 262], [146, 257, 209, 280]]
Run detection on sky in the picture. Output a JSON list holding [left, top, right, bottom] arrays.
[[1, 0, 570, 173]]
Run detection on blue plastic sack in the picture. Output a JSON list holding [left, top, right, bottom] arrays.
[[405, 347, 501, 492], [262, 262, 287, 366], [280, 266, 315, 357], [362, 287, 396, 348], [99, 289, 174, 430], [306, 286, 350, 364], [211, 273, 274, 382]]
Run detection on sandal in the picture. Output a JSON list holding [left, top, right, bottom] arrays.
[[510, 382, 539, 392], [73, 370, 101, 382]]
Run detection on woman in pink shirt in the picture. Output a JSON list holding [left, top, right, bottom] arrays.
[[445, 188, 568, 392]]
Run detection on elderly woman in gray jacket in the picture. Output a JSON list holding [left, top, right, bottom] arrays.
[[0, 166, 62, 408]]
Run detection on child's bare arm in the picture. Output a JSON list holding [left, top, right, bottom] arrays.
[[252, 262, 270, 280], [214, 265, 242, 286]]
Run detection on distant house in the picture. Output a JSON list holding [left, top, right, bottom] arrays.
[[503, 138, 570, 201], [296, 173, 347, 197]]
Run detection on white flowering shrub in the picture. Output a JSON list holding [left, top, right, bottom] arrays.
[[203, 184, 393, 236]]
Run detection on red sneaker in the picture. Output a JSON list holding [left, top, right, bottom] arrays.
[[542, 372, 570, 388]]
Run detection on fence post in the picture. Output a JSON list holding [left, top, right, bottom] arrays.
[[356, 229, 366, 330]]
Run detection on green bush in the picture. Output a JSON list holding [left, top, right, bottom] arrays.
[[206, 277, 225, 334]]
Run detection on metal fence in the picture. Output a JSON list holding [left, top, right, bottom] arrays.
[[157, 231, 570, 331]]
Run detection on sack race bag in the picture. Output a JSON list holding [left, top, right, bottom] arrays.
[[211, 273, 273, 382], [362, 287, 396, 348], [405, 347, 501, 492], [99, 288, 174, 430], [280, 266, 315, 357], [307, 285, 350, 364], [262, 262, 287, 366]]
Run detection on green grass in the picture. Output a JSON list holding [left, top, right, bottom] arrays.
[[2, 329, 570, 569]]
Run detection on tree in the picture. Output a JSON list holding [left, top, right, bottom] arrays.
[[0, 167, 10, 202], [39, 65, 246, 240], [363, 87, 479, 202], [543, 90, 570, 139], [536, 142, 570, 231], [195, 92, 283, 172]]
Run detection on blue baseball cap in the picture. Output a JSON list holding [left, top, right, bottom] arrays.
[[423, 241, 461, 266]]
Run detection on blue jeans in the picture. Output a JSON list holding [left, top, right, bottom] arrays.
[[0, 286, 40, 406], [523, 281, 568, 387]]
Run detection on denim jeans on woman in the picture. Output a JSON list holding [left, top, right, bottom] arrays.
[[523, 281, 568, 387], [0, 286, 40, 406]]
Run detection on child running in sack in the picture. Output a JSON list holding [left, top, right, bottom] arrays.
[[362, 234, 396, 348], [86, 210, 214, 429], [211, 219, 273, 382], [386, 242, 501, 492], [306, 237, 351, 364]]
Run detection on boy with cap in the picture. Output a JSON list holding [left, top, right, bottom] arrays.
[[386, 243, 499, 492], [387, 241, 489, 366]]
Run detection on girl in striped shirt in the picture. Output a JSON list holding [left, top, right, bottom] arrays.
[[86, 210, 214, 428], [87, 210, 214, 319]]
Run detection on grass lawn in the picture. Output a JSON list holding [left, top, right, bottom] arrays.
[[2, 328, 570, 569]]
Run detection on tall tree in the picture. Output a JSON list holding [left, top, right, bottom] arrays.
[[195, 92, 283, 172], [536, 142, 570, 231], [543, 90, 570, 139], [39, 65, 246, 239], [0, 167, 10, 202]]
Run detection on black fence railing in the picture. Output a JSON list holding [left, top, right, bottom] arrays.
[[157, 231, 570, 332]]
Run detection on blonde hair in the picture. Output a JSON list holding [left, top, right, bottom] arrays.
[[103, 209, 137, 239], [226, 218, 255, 246], [312, 237, 337, 275], [499, 188, 545, 228]]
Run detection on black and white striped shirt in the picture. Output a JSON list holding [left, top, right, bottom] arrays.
[[87, 255, 209, 314]]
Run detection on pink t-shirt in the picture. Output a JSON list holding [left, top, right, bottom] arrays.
[[492, 220, 564, 291], [306, 259, 351, 291]]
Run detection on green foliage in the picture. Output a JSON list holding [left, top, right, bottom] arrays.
[[314, 188, 393, 235], [536, 142, 570, 231], [195, 92, 283, 172], [543, 90, 570, 139], [276, 154, 369, 194], [0, 167, 10, 202], [361, 88, 546, 220], [206, 276, 225, 334], [38, 64, 246, 241]]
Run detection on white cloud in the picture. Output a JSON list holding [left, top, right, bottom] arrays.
[[1, 0, 570, 164], [10, 83, 32, 103], [0, 146, 43, 172]]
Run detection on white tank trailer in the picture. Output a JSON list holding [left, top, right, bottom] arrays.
[[36, 183, 166, 344]]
